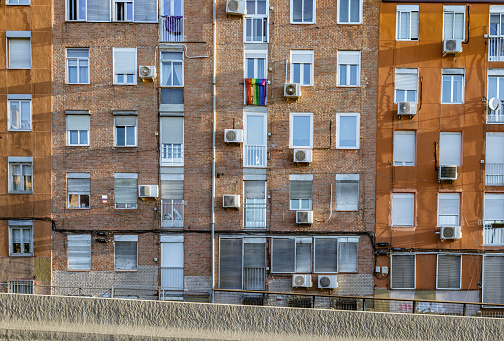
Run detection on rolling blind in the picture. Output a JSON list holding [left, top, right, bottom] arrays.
[[219, 239, 243, 289], [87, 0, 111, 22], [161, 180, 184, 200], [338, 51, 360, 65], [115, 240, 137, 270], [67, 115, 90, 131], [314, 238, 338, 273], [437, 254, 461, 289], [115, 116, 136, 126], [290, 180, 312, 200], [295, 238, 312, 273], [392, 193, 414, 226], [161, 117, 184, 144], [336, 177, 359, 210], [486, 133, 504, 163], [67, 235, 91, 270], [67, 178, 90, 194], [338, 239, 358, 272], [9, 39, 30, 69], [291, 51, 313, 64], [393, 131, 415, 165], [244, 181, 265, 199], [483, 255, 504, 304], [271, 238, 295, 273], [114, 48, 136, 74], [395, 69, 418, 91], [391, 255, 415, 289], [440, 132, 461, 166], [134, 0, 158, 22], [114, 178, 137, 204], [485, 194, 504, 221]]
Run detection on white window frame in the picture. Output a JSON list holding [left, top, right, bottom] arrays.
[[66, 114, 90, 146], [9, 221, 33, 256], [113, 47, 137, 85], [7, 35, 31, 69], [244, 0, 269, 43], [393, 131, 415, 166], [490, 10, 504, 37], [337, 51, 361, 87], [244, 111, 267, 168], [244, 50, 267, 79], [290, 113, 313, 149], [436, 254, 462, 290], [67, 234, 92, 270], [441, 71, 464, 104], [336, 174, 359, 211], [289, 174, 313, 211], [160, 51, 184, 87], [391, 254, 416, 289], [113, 0, 133, 22], [439, 132, 462, 166], [7, 96, 32, 131], [337, 0, 362, 24], [290, 50, 314, 86], [114, 115, 137, 147], [114, 173, 138, 209], [8, 157, 33, 193], [67, 173, 91, 209], [396, 5, 419, 41], [336, 113, 360, 149], [66, 0, 87, 21], [443, 6, 466, 41], [114, 235, 138, 271], [392, 193, 415, 227], [66, 48, 90, 84], [395, 68, 418, 103], [437, 193, 460, 227], [290, 0, 315, 24], [7, 0, 30, 5]]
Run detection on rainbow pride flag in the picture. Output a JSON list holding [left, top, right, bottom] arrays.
[[245, 78, 267, 105]]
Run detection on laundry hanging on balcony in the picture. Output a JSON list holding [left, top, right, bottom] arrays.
[[245, 78, 267, 105], [162, 15, 183, 35]]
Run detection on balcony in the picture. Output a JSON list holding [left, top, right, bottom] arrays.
[[244, 144, 267, 168], [484, 222, 504, 246], [488, 104, 504, 123], [244, 79, 267, 106], [160, 267, 184, 291], [243, 267, 265, 291], [161, 143, 184, 166], [486, 163, 504, 185], [489, 37, 504, 62], [244, 202, 267, 229], [161, 199, 184, 228], [160, 16, 183, 42]]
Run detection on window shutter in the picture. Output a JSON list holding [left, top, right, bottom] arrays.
[[314, 238, 338, 272], [114, 48, 136, 75], [161, 180, 184, 200], [115, 240, 138, 270], [440, 132, 461, 166], [68, 178, 90, 194], [289, 180, 313, 200], [271, 238, 295, 273], [336, 175, 359, 210], [486, 133, 504, 163], [244, 181, 265, 199], [114, 178, 137, 204], [243, 242, 265, 268], [393, 131, 415, 165], [295, 238, 312, 273], [219, 239, 243, 289], [410, 11, 419, 39], [438, 193, 460, 226], [483, 255, 504, 304], [338, 239, 358, 272], [395, 70, 418, 91], [291, 52, 313, 64], [338, 51, 359, 65], [161, 242, 184, 268], [67, 115, 90, 131], [391, 255, 415, 289], [9, 39, 30, 69], [67, 235, 91, 270], [134, 0, 158, 22], [115, 116, 136, 126], [87, 0, 111, 22], [437, 254, 461, 289], [392, 193, 414, 226], [161, 117, 184, 144], [485, 194, 504, 221]]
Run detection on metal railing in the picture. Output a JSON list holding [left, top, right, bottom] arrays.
[[244, 144, 267, 167], [486, 163, 504, 185], [161, 199, 184, 228], [243, 267, 266, 291], [484, 222, 504, 246], [161, 143, 184, 166], [160, 267, 184, 292], [487, 106, 504, 124], [489, 37, 504, 62], [244, 202, 267, 229], [160, 16, 184, 42]]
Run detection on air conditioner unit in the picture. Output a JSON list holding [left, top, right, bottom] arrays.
[[226, 0, 246, 16], [224, 129, 243, 143], [292, 274, 312, 288], [296, 211, 313, 224], [293, 149, 312, 163], [223, 195, 240, 208], [139, 66, 156, 80], [397, 102, 417, 118], [318, 275, 338, 289], [443, 39, 463, 55], [438, 165, 458, 182], [138, 185, 159, 198], [440, 225, 462, 241], [284, 83, 301, 98]]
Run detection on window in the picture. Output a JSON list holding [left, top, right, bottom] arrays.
[[66, 0, 157, 22], [114, 173, 137, 209], [443, 6, 465, 40], [66, 113, 90, 146], [395, 68, 418, 102], [490, 9, 504, 37], [438, 193, 460, 226], [113, 48, 136, 84], [160, 117, 184, 166], [9, 157, 32, 193], [67, 235, 91, 270], [483, 255, 504, 304], [290, 113, 313, 148], [392, 193, 414, 226], [396, 5, 419, 41], [9, 221, 32, 256], [391, 254, 415, 289], [439, 132, 461, 166], [7, 0, 30, 4], [337, 51, 360, 87], [7, 95, 31, 131], [336, 174, 359, 211], [115, 235, 138, 271], [441, 69, 464, 104], [486, 133, 504, 185], [8, 280, 33, 294], [114, 115, 137, 147], [161, 175, 184, 228], [393, 131, 415, 166], [114, 0, 133, 21], [437, 254, 461, 290], [336, 113, 360, 149], [67, 173, 90, 209], [338, 0, 362, 24], [487, 73, 504, 123], [244, 112, 267, 167], [161, 52, 183, 87], [245, 51, 267, 79], [67, 0, 86, 21], [484, 194, 504, 246], [291, 0, 314, 24], [314, 237, 358, 273], [66, 48, 89, 84], [289, 174, 313, 210], [271, 238, 312, 273], [290, 50, 314, 86], [7, 33, 31, 69], [245, 0, 268, 43], [244, 180, 267, 229]]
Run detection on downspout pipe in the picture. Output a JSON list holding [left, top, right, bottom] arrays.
[[211, 0, 217, 303]]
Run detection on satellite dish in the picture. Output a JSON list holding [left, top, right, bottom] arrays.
[[489, 97, 502, 111]]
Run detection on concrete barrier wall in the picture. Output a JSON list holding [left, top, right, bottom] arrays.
[[0, 294, 502, 341]]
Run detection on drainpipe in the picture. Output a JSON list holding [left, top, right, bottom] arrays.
[[211, 0, 217, 303]]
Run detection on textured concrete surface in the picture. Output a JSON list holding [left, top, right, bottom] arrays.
[[0, 294, 502, 340]]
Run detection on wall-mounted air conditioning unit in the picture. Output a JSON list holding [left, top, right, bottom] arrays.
[[226, 0, 246, 16], [138, 185, 159, 198], [296, 211, 313, 224], [292, 274, 312, 288], [294, 149, 312, 163], [223, 195, 240, 208], [397, 102, 417, 118], [224, 129, 243, 143], [440, 225, 462, 241], [443, 39, 462, 55], [284, 83, 301, 98], [139, 66, 156, 81], [438, 165, 458, 182], [318, 275, 338, 289]]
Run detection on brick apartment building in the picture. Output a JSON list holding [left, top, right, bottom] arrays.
[[376, 1, 504, 311], [0, 0, 53, 293], [51, 0, 378, 302]]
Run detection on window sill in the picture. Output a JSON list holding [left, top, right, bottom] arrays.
[[114, 145, 138, 148], [67, 207, 91, 210], [290, 22, 316, 25], [396, 39, 419, 42], [337, 22, 363, 25], [113, 83, 138, 86], [67, 144, 90, 147], [337, 85, 361, 88], [8, 130, 32, 132], [9, 191, 33, 194], [67, 269, 91, 272], [9, 253, 33, 257], [66, 83, 90, 85], [7, 68, 31, 70], [336, 147, 360, 150], [114, 269, 138, 272]]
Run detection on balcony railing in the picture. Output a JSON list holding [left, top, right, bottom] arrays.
[[243, 267, 265, 291], [484, 222, 504, 246], [489, 37, 504, 62], [486, 163, 504, 185], [161, 143, 184, 166], [160, 267, 184, 291], [244, 144, 267, 168], [161, 199, 184, 228], [160, 16, 184, 42], [244, 202, 267, 229], [487, 104, 504, 124]]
